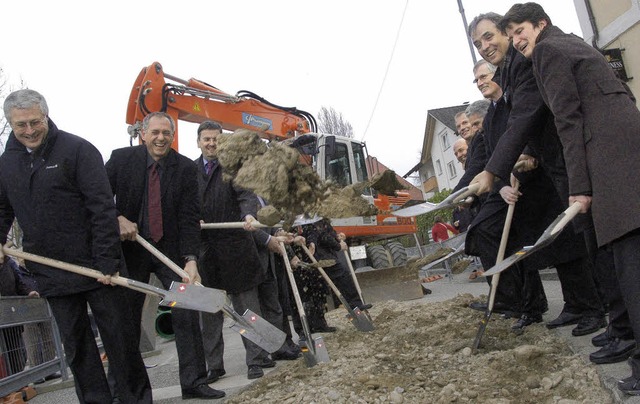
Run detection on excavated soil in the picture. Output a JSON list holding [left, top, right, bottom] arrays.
[[226, 295, 612, 404], [216, 130, 381, 224]]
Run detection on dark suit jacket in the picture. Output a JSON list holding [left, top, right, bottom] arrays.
[[532, 25, 640, 246], [105, 145, 200, 267], [194, 155, 266, 293]]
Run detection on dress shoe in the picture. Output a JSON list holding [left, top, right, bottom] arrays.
[[618, 375, 640, 396], [357, 303, 373, 311], [259, 358, 276, 368], [206, 369, 226, 384], [469, 301, 487, 311], [572, 316, 607, 337], [511, 314, 542, 334], [181, 384, 226, 399], [546, 311, 582, 329], [592, 330, 610, 347], [272, 348, 301, 361], [247, 365, 264, 379], [589, 338, 636, 364]]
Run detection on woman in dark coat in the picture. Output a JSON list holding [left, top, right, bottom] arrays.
[[501, 2, 640, 396]]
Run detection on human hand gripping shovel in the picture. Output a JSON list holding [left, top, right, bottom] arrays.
[[471, 179, 519, 353], [135, 235, 286, 354], [299, 244, 375, 332], [0, 246, 226, 315], [278, 242, 330, 367], [480, 201, 583, 278]]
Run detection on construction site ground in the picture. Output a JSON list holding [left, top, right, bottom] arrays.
[[26, 266, 639, 404]]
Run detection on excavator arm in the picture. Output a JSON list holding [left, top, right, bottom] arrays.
[[126, 61, 316, 148]]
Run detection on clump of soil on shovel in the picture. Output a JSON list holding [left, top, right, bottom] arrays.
[[226, 295, 612, 404], [216, 130, 379, 225], [369, 169, 406, 196]]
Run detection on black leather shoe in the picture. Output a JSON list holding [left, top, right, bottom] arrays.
[[247, 365, 264, 379], [206, 368, 226, 384], [589, 338, 636, 364], [546, 311, 583, 329], [181, 384, 226, 399], [469, 301, 487, 311], [358, 303, 373, 311], [260, 358, 276, 368], [618, 376, 640, 396], [572, 316, 607, 336], [592, 330, 610, 347], [272, 348, 301, 361], [511, 314, 542, 334]]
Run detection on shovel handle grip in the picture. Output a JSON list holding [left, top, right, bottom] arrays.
[[201, 222, 279, 229], [551, 201, 583, 234]]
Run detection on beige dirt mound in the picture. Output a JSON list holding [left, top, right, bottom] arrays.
[[226, 295, 612, 404]]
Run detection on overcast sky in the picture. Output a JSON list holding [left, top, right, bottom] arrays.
[[2, 1, 582, 179]]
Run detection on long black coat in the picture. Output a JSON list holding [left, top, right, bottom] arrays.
[[0, 123, 124, 296], [105, 145, 200, 266], [532, 26, 640, 247], [195, 156, 265, 294]]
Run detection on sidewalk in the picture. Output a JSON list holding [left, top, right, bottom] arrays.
[[29, 268, 640, 403]]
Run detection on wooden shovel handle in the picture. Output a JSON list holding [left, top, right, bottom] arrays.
[[201, 222, 278, 229], [1, 246, 132, 290], [135, 235, 194, 283]]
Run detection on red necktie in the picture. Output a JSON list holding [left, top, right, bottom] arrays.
[[148, 163, 163, 242]]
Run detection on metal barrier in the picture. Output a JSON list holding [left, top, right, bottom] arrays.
[[0, 296, 67, 397]]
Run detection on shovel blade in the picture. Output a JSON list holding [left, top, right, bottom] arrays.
[[228, 309, 286, 353], [471, 310, 493, 353], [347, 307, 375, 332], [393, 186, 473, 217], [161, 282, 226, 314], [299, 335, 330, 367]]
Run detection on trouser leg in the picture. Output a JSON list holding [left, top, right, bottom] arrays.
[[48, 293, 112, 404], [229, 288, 268, 366], [200, 311, 225, 371]]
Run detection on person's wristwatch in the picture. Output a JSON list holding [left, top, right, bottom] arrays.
[[183, 255, 197, 264]]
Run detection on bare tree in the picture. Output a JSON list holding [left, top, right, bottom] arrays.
[[0, 67, 10, 152], [317, 106, 354, 138]]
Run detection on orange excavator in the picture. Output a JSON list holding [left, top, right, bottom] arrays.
[[126, 61, 417, 269]]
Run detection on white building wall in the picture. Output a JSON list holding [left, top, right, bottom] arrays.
[[430, 122, 464, 191]]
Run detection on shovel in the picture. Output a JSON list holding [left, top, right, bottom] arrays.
[[392, 183, 479, 217], [200, 215, 322, 230], [299, 244, 374, 332], [481, 201, 583, 277], [136, 235, 286, 353], [472, 180, 519, 353], [278, 242, 330, 367], [1, 246, 225, 314]]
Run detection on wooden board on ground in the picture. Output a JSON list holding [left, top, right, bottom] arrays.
[[355, 265, 423, 303]]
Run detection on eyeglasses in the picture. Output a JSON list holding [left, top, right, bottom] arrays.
[[13, 118, 46, 131], [473, 73, 494, 84]]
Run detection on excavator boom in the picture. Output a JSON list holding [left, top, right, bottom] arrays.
[[126, 61, 315, 148]]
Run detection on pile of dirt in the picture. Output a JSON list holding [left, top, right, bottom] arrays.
[[406, 248, 455, 273], [226, 295, 612, 404], [217, 130, 380, 224]]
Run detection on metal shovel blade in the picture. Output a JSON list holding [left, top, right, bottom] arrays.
[[227, 308, 287, 354], [164, 282, 227, 314], [299, 334, 330, 366], [481, 201, 582, 277], [346, 306, 375, 332], [392, 185, 476, 217]]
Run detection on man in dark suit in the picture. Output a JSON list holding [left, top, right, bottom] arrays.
[[499, 3, 640, 396], [468, 11, 606, 337], [105, 112, 225, 400], [0, 89, 151, 403], [194, 121, 275, 380]]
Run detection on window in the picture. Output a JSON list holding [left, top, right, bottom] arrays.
[[447, 161, 457, 179], [325, 142, 352, 187], [435, 159, 442, 175], [440, 133, 450, 150]]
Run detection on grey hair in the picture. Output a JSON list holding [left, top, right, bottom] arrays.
[[473, 59, 497, 75], [142, 112, 175, 134], [454, 111, 467, 120], [468, 12, 503, 37], [465, 99, 491, 118], [3, 89, 49, 122]]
